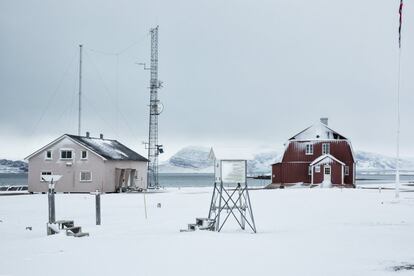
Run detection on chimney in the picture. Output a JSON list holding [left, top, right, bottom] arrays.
[[100, 134, 104, 139], [320, 117, 328, 126], [86, 131, 90, 138]]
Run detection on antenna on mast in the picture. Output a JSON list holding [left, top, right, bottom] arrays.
[[78, 44, 83, 136]]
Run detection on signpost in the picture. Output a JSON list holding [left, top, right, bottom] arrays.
[[208, 160, 256, 233], [221, 160, 246, 184]]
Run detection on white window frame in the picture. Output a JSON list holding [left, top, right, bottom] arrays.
[[60, 149, 73, 160], [45, 150, 52, 160], [81, 150, 88, 160], [344, 166, 349, 176], [80, 171, 92, 182], [305, 144, 314, 155], [322, 143, 330, 155], [308, 166, 312, 176], [40, 171, 52, 181], [315, 166, 321, 173], [324, 166, 331, 175]]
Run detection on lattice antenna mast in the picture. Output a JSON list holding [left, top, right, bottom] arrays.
[[146, 26, 163, 189]]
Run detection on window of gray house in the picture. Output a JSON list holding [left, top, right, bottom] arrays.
[[45, 150, 52, 160], [60, 150, 73, 160], [81, 150, 88, 160], [40, 171, 52, 181], [80, 171, 92, 182]]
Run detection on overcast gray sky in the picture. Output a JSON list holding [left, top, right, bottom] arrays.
[[1, 0, 413, 160]]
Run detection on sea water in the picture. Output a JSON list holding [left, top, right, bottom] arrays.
[[1, 173, 413, 188], [0, 173, 269, 188], [0, 173, 28, 186], [158, 173, 269, 188]]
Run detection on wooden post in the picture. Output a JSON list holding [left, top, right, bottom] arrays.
[[95, 191, 101, 225], [48, 187, 55, 224], [143, 193, 148, 219]]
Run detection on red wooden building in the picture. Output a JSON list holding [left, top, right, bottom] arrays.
[[271, 118, 356, 188]]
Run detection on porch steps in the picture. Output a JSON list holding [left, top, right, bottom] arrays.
[[49, 220, 89, 237], [56, 220, 74, 229], [180, 218, 215, 232]]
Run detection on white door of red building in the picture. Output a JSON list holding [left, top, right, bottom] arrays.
[[323, 165, 331, 183]]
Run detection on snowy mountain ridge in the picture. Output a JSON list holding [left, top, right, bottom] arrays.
[[159, 146, 282, 174], [356, 151, 414, 171], [159, 146, 414, 174], [1, 148, 413, 174], [0, 159, 28, 173]]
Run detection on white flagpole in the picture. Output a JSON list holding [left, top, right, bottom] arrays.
[[395, 1, 403, 199]]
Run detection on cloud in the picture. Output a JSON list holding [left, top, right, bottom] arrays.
[[1, 0, 413, 159]]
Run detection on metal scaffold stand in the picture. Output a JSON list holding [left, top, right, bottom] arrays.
[[208, 159, 257, 233]]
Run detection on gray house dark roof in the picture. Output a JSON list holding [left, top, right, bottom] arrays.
[[66, 134, 148, 161]]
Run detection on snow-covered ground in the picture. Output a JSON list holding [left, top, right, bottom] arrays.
[[0, 188, 413, 275]]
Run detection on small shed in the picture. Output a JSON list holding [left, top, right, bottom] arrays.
[[25, 133, 148, 193]]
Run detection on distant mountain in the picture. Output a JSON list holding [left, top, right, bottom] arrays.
[[159, 146, 214, 173], [246, 151, 281, 175], [168, 146, 213, 169], [0, 159, 28, 173], [356, 151, 414, 171], [159, 146, 281, 174], [2, 148, 412, 175], [159, 146, 414, 174]]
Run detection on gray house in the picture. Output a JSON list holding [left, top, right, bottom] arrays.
[[25, 133, 148, 193]]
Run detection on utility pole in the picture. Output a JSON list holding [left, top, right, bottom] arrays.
[[78, 44, 83, 136]]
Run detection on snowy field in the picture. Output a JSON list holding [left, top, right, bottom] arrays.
[[1, 187, 414, 276]]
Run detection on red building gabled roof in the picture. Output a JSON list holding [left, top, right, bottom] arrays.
[[289, 122, 347, 141]]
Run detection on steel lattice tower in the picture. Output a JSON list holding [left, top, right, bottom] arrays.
[[147, 26, 163, 189]]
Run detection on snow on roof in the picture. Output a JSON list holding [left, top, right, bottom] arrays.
[[310, 154, 345, 166], [66, 134, 148, 161], [289, 122, 347, 141]]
